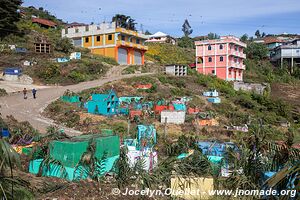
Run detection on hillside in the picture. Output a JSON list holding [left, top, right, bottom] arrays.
[[0, 6, 119, 85], [44, 71, 299, 143], [145, 43, 195, 65]]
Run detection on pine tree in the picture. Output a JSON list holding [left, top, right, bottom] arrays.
[[182, 19, 193, 37], [0, 0, 22, 38], [255, 30, 261, 38]]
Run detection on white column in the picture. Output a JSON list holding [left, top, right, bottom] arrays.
[[226, 43, 229, 80], [203, 44, 205, 74], [195, 45, 198, 71], [214, 43, 217, 75]]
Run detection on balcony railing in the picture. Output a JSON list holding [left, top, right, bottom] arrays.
[[116, 40, 148, 50], [230, 50, 246, 58], [230, 62, 245, 69]]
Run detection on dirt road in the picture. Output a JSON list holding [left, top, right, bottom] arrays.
[[0, 67, 152, 136]]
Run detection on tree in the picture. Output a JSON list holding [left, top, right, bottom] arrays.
[[255, 30, 261, 38], [261, 32, 266, 38], [177, 36, 194, 48], [182, 19, 193, 37], [144, 30, 152, 35], [112, 14, 136, 31], [207, 32, 220, 40], [240, 34, 248, 42], [0, 0, 22, 38], [55, 37, 74, 54], [244, 42, 269, 60]]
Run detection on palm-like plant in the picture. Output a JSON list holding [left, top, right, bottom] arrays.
[[0, 139, 33, 199]]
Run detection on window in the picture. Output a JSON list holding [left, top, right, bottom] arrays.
[[235, 46, 238, 51], [65, 28, 68, 34], [85, 26, 89, 32], [129, 37, 133, 42], [85, 37, 89, 43], [75, 28, 79, 33], [208, 45, 212, 50], [136, 39, 140, 44], [96, 36, 100, 42], [220, 44, 223, 50], [208, 57, 212, 62], [121, 35, 125, 41], [239, 71, 241, 76], [229, 70, 232, 75], [212, 70, 215, 74], [108, 34, 112, 40], [220, 56, 224, 62]]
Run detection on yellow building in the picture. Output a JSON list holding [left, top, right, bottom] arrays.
[[62, 22, 148, 65]]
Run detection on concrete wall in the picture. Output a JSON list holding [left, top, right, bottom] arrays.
[[171, 176, 214, 200], [3, 74, 19, 81], [233, 82, 268, 95], [161, 110, 185, 124], [165, 65, 187, 76]]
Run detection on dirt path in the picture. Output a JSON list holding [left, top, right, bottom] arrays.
[[0, 66, 153, 136]]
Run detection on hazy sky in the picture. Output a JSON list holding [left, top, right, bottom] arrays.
[[23, 0, 300, 37]]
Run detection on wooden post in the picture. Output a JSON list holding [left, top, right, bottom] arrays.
[[164, 117, 167, 139], [127, 119, 130, 136]]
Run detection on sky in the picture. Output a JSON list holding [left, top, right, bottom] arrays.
[[22, 0, 300, 37]]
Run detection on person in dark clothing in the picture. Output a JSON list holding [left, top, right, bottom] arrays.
[[32, 88, 37, 99], [23, 88, 27, 99]]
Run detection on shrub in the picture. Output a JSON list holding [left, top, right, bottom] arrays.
[[68, 71, 87, 83], [0, 88, 7, 97], [55, 37, 74, 54]]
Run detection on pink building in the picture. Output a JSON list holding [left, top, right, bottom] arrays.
[[195, 36, 247, 81]]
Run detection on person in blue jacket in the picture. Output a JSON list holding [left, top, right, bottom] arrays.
[[32, 88, 37, 99]]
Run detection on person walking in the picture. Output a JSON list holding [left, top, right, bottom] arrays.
[[23, 88, 27, 99], [32, 88, 37, 99]]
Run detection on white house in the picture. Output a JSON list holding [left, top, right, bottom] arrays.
[[146, 31, 176, 45]]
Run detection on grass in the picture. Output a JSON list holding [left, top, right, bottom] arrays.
[[145, 43, 195, 65]]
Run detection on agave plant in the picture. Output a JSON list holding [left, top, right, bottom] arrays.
[[0, 139, 33, 199], [74, 139, 108, 181], [263, 165, 300, 199]]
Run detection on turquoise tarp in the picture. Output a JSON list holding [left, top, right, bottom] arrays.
[[119, 96, 143, 104], [173, 103, 186, 111], [29, 155, 119, 181]]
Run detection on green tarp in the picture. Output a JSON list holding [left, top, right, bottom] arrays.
[[49, 134, 120, 168], [61, 96, 80, 103]]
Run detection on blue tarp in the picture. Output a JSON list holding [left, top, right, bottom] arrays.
[[198, 141, 239, 157], [4, 68, 22, 75], [57, 57, 70, 63], [1, 128, 10, 137], [15, 47, 27, 53], [207, 97, 221, 104]]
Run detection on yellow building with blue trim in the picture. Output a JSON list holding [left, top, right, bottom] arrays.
[[62, 22, 148, 65]]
